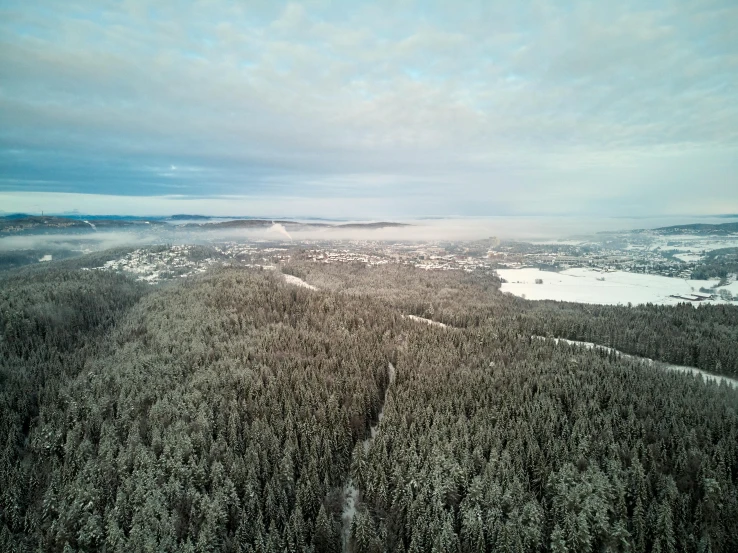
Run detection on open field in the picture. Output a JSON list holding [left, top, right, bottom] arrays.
[[498, 267, 731, 305]]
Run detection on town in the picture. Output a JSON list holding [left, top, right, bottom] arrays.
[[79, 229, 737, 297]]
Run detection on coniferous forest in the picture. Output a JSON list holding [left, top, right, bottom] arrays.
[[1, 260, 737, 552]]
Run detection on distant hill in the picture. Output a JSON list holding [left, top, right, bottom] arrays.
[[0, 215, 90, 233], [639, 221, 738, 236], [0, 215, 165, 234], [191, 219, 299, 229], [336, 221, 408, 229], [189, 219, 409, 231], [0, 214, 409, 235], [167, 214, 213, 220], [0, 213, 34, 220]]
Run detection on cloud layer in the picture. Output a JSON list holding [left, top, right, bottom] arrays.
[[1, 0, 737, 217]]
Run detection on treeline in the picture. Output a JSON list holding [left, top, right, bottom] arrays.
[[691, 247, 738, 280], [0, 249, 80, 271], [0, 260, 737, 552], [0, 269, 149, 550], [0, 246, 143, 277], [357, 324, 738, 553], [0, 243, 226, 276], [288, 262, 738, 378], [284, 261, 503, 326], [515, 301, 738, 378], [1, 268, 397, 551]]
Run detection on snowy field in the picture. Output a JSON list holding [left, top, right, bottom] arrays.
[[283, 273, 318, 291], [721, 279, 738, 296], [649, 236, 738, 253], [498, 267, 731, 306], [672, 253, 703, 263]]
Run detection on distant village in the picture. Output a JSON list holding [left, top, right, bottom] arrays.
[[73, 231, 735, 304]]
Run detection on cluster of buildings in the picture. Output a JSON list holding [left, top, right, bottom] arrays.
[[489, 241, 697, 278], [86, 245, 220, 284], [297, 241, 495, 272], [83, 232, 733, 287]]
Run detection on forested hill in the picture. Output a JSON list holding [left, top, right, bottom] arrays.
[[643, 221, 738, 236], [514, 301, 738, 378], [1, 263, 737, 552], [288, 262, 738, 378]]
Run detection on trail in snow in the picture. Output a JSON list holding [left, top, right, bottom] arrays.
[[341, 362, 395, 552], [282, 273, 318, 291], [371, 361, 395, 440], [534, 336, 738, 389], [404, 314, 448, 328]]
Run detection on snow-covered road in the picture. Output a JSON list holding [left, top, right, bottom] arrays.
[[534, 336, 737, 389]]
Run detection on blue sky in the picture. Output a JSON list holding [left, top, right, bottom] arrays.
[[1, 0, 737, 218]]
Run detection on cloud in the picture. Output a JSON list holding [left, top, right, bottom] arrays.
[[0, 0, 736, 217], [0, 231, 157, 252]]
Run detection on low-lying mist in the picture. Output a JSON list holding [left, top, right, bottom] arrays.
[[0, 232, 159, 252], [2, 215, 735, 260]]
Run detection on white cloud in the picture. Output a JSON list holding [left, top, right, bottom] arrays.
[[0, 0, 736, 216]]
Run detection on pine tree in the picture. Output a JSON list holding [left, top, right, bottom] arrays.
[[312, 504, 339, 553], [351, 509, 381, 553]]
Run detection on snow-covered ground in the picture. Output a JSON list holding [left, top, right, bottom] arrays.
[[405, 314, 448, 328], [723, 280, 738, 296], [672, 253, 703, 263], [282, 273, 317, 290], [647, 235, 738, 254], [529, 239, 588, 246], [498, 267, 732, 305], [342, 483, 360, 550], [534, 336, 738, 389]]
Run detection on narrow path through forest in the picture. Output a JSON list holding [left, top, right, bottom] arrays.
[[341, 361, 396, 552], [535, 335, 738, 388]]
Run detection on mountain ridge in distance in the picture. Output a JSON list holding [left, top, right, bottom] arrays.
[[0, 213, 411, 234], [639, 221, 738, 235]]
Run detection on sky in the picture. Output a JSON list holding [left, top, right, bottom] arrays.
[[1, 0, 737, 219]]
